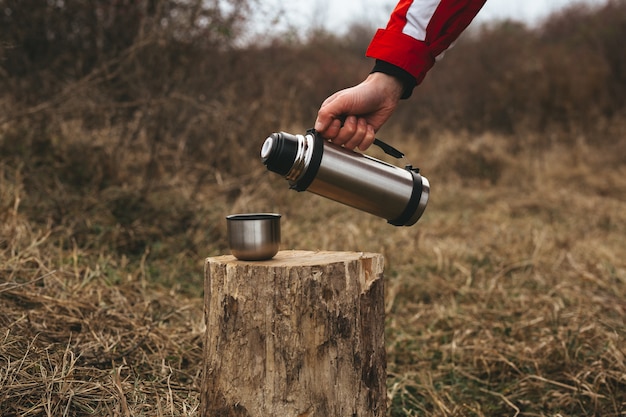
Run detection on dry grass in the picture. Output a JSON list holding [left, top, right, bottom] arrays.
[[2, 122, 624, 416], [2, 2, 625, 415], [0, 179, 204, 415], [377, 131, 626, 416]]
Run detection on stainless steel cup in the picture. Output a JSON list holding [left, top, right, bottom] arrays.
[[226, 213, 281, 261]]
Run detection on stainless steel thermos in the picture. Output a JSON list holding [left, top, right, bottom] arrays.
[[260, 129, 429, 226]]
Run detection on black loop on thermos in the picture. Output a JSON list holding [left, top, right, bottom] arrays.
[[373, 138, 404, 159], [336, 115, 405, 159]]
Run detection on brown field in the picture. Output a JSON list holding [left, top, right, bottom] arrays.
[[1, 1, 625, 416], [2, 126, 625, 416]]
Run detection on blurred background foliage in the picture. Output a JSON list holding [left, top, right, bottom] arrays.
[[1, 0, 625, 285], [2, 0, 626, 285]]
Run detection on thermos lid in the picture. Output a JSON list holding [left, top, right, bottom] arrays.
[[261, 133, 298, 176]]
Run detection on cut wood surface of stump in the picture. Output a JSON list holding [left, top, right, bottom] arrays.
[[201, 250, 386, 417]]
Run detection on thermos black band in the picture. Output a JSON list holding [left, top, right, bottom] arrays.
[[388, 170, 424, 226]]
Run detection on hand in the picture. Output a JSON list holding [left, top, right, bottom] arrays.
[[314, 72, 404, 151]]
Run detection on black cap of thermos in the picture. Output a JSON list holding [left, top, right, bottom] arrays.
[[261, 132, 298, 176]]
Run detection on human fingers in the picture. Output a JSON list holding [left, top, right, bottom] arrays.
[[331, 115, 369, 149], [357, 125, 376, 151], [314, 92, 344, 134], [323, 118, 342, 139], [343, 118, 369, 150], [326, 115, 355, 146], [314, 110, 333, 135]]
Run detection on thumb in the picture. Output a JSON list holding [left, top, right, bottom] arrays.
[[314, 113, 330, 132], [315, 92, 348, 131]]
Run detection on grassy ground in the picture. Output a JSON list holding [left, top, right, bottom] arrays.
[[1, 124, 625, 415]]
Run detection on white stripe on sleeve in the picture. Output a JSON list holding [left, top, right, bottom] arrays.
[[403, 0, 441, 41]]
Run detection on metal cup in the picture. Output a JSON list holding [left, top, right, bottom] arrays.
[[226, 213, 281, 261]]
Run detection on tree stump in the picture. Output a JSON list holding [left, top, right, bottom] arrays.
[[201, 250, 386, 417]]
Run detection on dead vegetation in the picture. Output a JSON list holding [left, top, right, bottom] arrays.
[[1, 0, 625, 415], [0, 201, 204, 415]]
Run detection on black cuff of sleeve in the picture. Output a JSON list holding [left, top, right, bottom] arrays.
[[371, 59, 417, 99]]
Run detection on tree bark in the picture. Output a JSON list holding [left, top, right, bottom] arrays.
[[201, 250, 386, 417]]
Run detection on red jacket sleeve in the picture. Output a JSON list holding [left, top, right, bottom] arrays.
[[366, 0, 486, 85]]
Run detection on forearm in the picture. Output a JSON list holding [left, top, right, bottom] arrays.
[[366, 0, 486, 95]]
